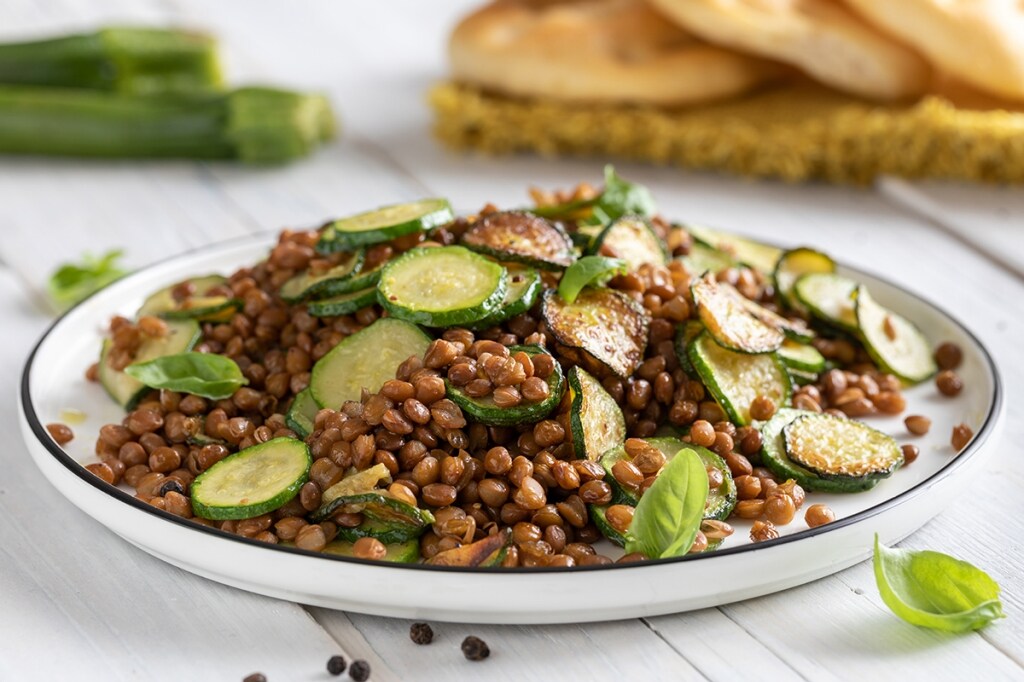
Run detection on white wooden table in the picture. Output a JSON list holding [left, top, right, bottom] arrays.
[[2, 2, 1022, 680]]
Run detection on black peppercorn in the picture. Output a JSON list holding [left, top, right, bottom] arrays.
[[409, 622, 434, 645], [326, 655, 346, 676], [349, 659, 371, 682], [461, 636, 490, 661]]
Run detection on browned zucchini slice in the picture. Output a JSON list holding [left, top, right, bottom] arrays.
[[691, 275, 784, 354], [462, 211, 575, 270], [590, 216, 667, 270], [541, 288, 649, 378], [783, 413, 903, 481]]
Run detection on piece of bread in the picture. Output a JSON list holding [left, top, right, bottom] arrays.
[[844, 0, 1024, 101], [646, 0, 930, 101], [448, 0, 783, 106]]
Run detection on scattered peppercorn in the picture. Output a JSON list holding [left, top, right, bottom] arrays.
[[242, 674, 266, 682], [349, 659, 371, 682], [409, 622, 434, 645], [461, 635, 490, 661], [326, 655, 346, 676]]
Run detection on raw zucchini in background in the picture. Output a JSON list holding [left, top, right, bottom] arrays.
[[461, 211, 575, 270], [136, 274, 238, 322], [685, 224, 782, 275], [309, 317, 431, 409], [541, 287, 649, 378], [467, 265, 542, 330], [377, 246, 507, 327], [588, 216, 667, 270], [774, 247, 835, 311], [567, 366, 626, 462], [784, 413, 903, 481], [98, 318, 200, 409], [317, 199, 453, 252], [855, 285, 936, 384], [691, 275, 784, 353], [687, 331, 791, 426], [446, 345, 564, 426], [279, 250, 364, 303], [793, 272, 859, 332]]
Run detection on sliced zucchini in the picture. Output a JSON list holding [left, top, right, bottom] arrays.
[[461, 211, 575, 270], [567, 366, 626, 461], [467, 265, 542, 330], [321, 463, 393, 506], [191, 438, 311, 520], [773, 247, 835, 310], [759, 409, 879, 493], [685, 224, 782, 275], [378, 246, 507, 327], [279, 250, 364, 303], [855, 285, 936, 384], [691, 275, 784, 353], [778, 340, 826, 374], [589, 216, 667, 270], [788, 368, 820, 386], [313, 490, 434, 540], [677, 242, 736, 275], [793, 272, 859, 332], [541, 288, 649, 378], [784, 413, 903, 480], [427, 531, 510, 567], [570, 223, 604, 251], [323, 538, 420, 563], [306, 286, 377, 318], [317, 198, 454, 252], [446, 345, 563, 426], [590, 504, 627, 547], [331, 261, 385, 295], [187, 431, 226, 447], [137, 275, 239, 322], [675, 320, 704, 376], [285, 388, 320, 439], [687, 331, 791, 426], [309, 317, 431, 408], [98, 319, 201, 409]]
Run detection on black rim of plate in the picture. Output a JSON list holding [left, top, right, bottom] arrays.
[[20, 232, 1004, 574]]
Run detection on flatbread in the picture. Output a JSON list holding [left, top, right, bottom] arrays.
[[448, 0, 783, 106], [647, 0, 931, 100], [845, 0, 1024, 101]]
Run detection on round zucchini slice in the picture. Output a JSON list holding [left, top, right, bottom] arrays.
[[309, 317, 431, 408], [793, 272, 859, 332], [378, 246, 508, 327], [759, 409, 880, 493], [677, 242, 736, 276], [784, 413, 903, 481], [691, 275, 785, 354], [567, 366, 626, 462], [317, 198, 454, 252], [137, 274, 239, 322], [306, 286, 377, 318], [855, 285, 936, 384], [685, 224, 782, 275], [284, 388, 320, 439], [590, 216, 667, 270], [773, 247, 835, 310], [461, 211, 575, 270], [778, 340, 826, 374], [446, 345, 563, 426], [191, 437, 311, 520], [98, 319, 201, 410], [541, 288, 649, 379], [279, 250, 364, 303], [467, 265, 542, 330]]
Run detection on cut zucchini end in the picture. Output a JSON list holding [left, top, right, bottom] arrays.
[[446, 345, 564, 426], [567, 366, 626, 462], [784, 413, 903, 481], [855, 286, 937, 385]]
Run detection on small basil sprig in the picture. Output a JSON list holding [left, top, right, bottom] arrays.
[[48, 249, 127, 312], [532, 165, 656, 226], [624, 447, 708, 559], [125, 352, 248, 400], [873, 535, 1004, 632], [557, 256, 628, 304]]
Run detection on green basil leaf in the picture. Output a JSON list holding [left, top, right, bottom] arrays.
[[47, 249, 127, 312], [125, 352, 248, 400], [557, 256, 628, 304], [595, 165, 656, 224], [873, 535, 1005, 632], [624, 447, 708, 559]]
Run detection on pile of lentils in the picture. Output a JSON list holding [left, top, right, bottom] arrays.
[[55, 195, 969, 566]]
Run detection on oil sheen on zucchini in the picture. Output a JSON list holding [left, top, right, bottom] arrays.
[[691, 275, 784, 353], [317, 198, 454, 252], [855, 285, 936, 384], [541, 288, 649, 378], [567, 366, 626, 462], [378, 246, 507, 327], [759, 409, 880, 493], [461, 211, 575, 270], [688, 331, 791, 426], [677, 242, 736, 276], [309, 317, 431, 408], [784, 413, 903, 481], [98, 318, 201, 409], [446, 345, 563, 426], [589, 216, 667, 270]]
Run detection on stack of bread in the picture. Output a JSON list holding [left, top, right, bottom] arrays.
[[431, 0, 1024, 183]]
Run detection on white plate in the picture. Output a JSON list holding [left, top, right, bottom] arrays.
[[19, 234, 1004, 624]]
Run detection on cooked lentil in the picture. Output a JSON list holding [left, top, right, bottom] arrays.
[[901, 444, 920, 465], [936, 370, 964, 397], [804, 504, 835, 528], [46, 422, 74, 445], [951, 423, 974, 453]]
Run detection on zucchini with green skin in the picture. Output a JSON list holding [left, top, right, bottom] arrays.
[[793, 272, 859, 332], [688, 331, 791, 426], [778, 340, 826, 373], [191, 437, 311, 520], [279, 250, 364, 303], [98, 319, 200, 409], [306, 286, 377, 317], [675, 320, 704, 376], [677, 242, 736, 275], [590, 505, 627, 547], [285, 388, 320, 438], [855, 285, 936, 384], [589, 216, 667, 270], [446, 345, 563, 426], [467, 265, 542, 330], [784, 413, 903, 481], [317, 199, 454, 253], [541, 288, 649, 378], [378, 246, 508, 327], [759, 409, 880, 493], [314, 492, 435, 543], [309, 317, 431, 409], [773, 247, 835, 310], [567, 366, 626, 462], [691, 275, 784, 354], [685, 224, 782, 275], [461, 211, 575, 270], [137, 274, 239, 322], [323, 538, 420, 563]]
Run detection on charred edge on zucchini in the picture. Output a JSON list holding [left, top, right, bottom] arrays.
[[691, 275, 784, 354], [783, 412, 903, 481], [461, 211, 575, 270], [589, 216, 667, 270]]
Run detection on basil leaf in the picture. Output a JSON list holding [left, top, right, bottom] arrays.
[[624, 447, 708, 559], [593, 165, 656, 224], [557, 256, 628, 304], [47, 249, 127, 312], [873, 535, 1005, 632], [125, 352, 248, 400]]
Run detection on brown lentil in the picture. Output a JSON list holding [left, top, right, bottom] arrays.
[[804, 504, 835, 528], [46, 423, 74, 445], [936, 370, 964, 397], [750, 520, 780, 543], [904, 415, 931, 436], [901, 443, 920, 465], [951, 423, 974, 452], [934, 342, 963, 370]]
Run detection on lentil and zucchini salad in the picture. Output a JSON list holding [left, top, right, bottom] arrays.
[[72, 169, 970, 568]]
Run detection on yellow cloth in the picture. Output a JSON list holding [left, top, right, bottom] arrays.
[[429, 81, 1024, 184]]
